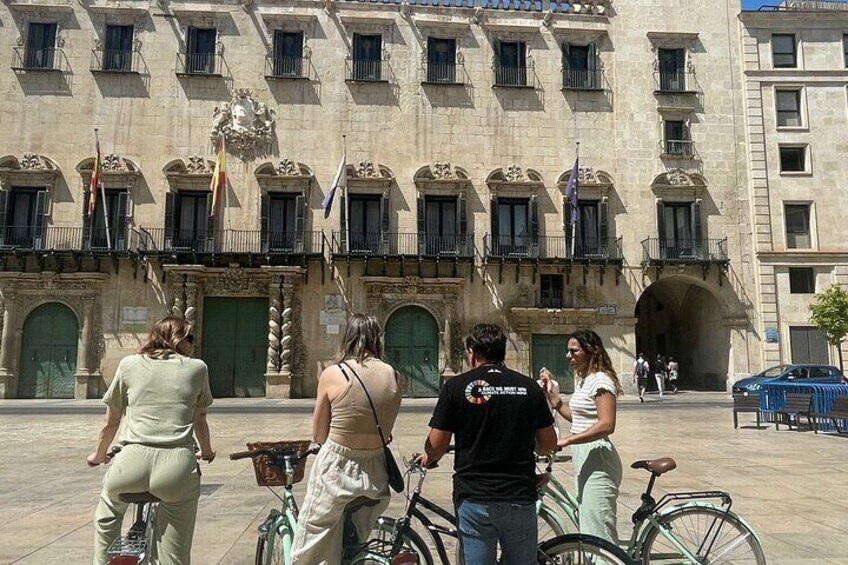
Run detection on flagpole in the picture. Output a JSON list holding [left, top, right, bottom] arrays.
[[342, 134, 349, 250], [570, 141, 579, 258], [96, 129, 112, 250]]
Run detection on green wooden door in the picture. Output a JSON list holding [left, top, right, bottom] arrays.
[[19, 303, 78, 399], [202, 298, 268, 398], [385, 306, 440, 398], [532, 334, 574, 394]]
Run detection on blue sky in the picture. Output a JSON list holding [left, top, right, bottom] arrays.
[[741, 0, 775, 9]]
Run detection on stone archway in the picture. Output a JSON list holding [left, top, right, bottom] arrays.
[[635, 275, 739, 391], [384, 305, 440, 397]]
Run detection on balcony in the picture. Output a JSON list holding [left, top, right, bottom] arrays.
[[11, 47, 64, 72], [483, 235, 622, 262], [90, 48, 140, 74], [345, 57, 388, 83], [536, 291, 569, 309], [562, 68, 604, 91], [662, 139, 695, 159], [0, 225, 134, 253], [642, 237, 729, 269], [332, 232, 474, 258], [137, 228, 322, 256], [493, 64, 535, 89], [175, 52, 221, 77], [423, 62, 464, 86], [265, 55, 309, 80], [653, 70, 697, 94]]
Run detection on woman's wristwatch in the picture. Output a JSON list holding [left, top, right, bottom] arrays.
[[552, 398, 564, 411]]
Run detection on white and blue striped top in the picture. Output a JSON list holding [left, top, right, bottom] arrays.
[[569, 371, 618, 435]]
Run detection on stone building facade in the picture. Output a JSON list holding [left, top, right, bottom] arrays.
[[0, 0, 762, 399], [739, 2, 848, 371]]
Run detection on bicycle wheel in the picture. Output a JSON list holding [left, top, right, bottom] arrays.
[[356, 516, 434, 565], [538, 533, 631, 565], [640, 506, 766, 565], [255, 527, 289, 565], [538, 505, 567, 543]]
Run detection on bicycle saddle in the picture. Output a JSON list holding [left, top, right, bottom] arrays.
[[345, 496, 382, 512], [630, 457, 677, 476], [119, 492, 161, 504]]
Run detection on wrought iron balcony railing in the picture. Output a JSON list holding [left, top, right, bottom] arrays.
[[346, 57, 388, 82], [137, 228, 322, 255], [663, 139, 695, 158], [265, 55, 308, 79], [12, 47, 64, 72], [653, 70, 697, 94], [536, 292, 570, 309], [562, 68, 604, 90], [484, 235, 622, 261], [0, 225, 133, 252], [641, 238, 728, 263], [176, 52, 220, 76], [493, 64, 535, 88], [90, 48, 140, 73], [424, 62, 464, 85], [332, 232, 475, 258]]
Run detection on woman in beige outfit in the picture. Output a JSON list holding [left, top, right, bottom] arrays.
[[87, 316, 215, 565], [290, 313, 402, 565]]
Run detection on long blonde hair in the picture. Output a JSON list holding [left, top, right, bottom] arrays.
[[335, 313, 384, 363], [138, 316, 192, 359], [571, 329, 623, 397]]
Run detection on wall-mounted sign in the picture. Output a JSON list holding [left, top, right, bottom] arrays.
[[598, 304, 617, 316], [765, 328, 779, 343]]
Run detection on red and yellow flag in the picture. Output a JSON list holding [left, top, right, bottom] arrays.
[[210, 137, 226, 217], [88, 134, 101, 217]]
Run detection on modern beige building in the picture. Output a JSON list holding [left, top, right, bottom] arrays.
[[739, 0, 848, 372], [0, 0, 761, 400]]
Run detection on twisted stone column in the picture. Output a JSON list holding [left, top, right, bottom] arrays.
[[0, 291, 14, 399], [184, 281, 199, 323], [280, 278, 294, 377], [267, 278, 282, 374]]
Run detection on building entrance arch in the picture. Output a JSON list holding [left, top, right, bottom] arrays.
[[384, 305, 440, 398], [635, 276, 730, 391], [19, 302, 79, 398]]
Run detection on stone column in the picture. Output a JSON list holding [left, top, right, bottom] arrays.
[[265, 276, 291, 399], [75, 295, 95, 399], [266, 277, 282, 374], [0, 291, 15, 399], [184, 280, 199, 323]]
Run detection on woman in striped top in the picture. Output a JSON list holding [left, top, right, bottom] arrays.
[[543, 329, 624, 545]]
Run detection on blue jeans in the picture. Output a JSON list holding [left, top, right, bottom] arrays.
[[457, 500, 537, 565]]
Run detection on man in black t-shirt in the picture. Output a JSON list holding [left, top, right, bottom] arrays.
[[418, 324, 557, 565]]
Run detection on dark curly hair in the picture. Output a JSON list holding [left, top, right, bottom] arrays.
[[570, 329, 623, 397]]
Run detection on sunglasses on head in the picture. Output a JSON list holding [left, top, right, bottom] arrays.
[[185, 334, 195, 344]]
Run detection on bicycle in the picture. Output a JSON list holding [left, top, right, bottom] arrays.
[[540, 455, 767, 564], [536, 453, 579, 540], [230, 443, 427, 565]]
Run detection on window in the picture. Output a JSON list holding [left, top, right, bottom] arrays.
[[844, 34, 847, 68], [657, 48, 686, 91], [89, 190, 129, 250], [659, 201, 703, 259], [185, 27, 217, 74], [25, 23, 57, 69], [772, 34, 797, 68], [539, 274, 564, 308], [788, 267, 815, 294], [496, 198, 529, 255], [424, 197, 457, 254], [563, 43, 598, 89], [785, 204, 811, 249], [351, 34, 382, 81], [174, 192, 209, 250], [3, 188, 47, 248], [664, 120, 692, 157], [268, 195, 297, 250], [103, 25, 134, 72], [426, 37, 457, 84], [348, 195, 382, 252], [775, 89, 802, 127], [495, 41, 527, 87], [789, 326, 829, 364], [272, 31, 303, 78], [779, 145, 806, 172]]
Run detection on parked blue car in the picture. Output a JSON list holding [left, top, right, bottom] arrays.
[[732, 364, 844, 394]]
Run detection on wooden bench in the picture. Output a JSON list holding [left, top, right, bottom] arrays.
[[732, 393, 761, 429], [775, 393, 813, 431], [812, 396, 848, 434]]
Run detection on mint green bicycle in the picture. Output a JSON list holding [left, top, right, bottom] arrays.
[[537, 455, 767, 564]]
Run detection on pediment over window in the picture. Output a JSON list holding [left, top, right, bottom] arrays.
[[255, 159, 313, 192], [486, 165, 543, 194], [77, 155, 140, 189], [163, 156, 215, 190], [346, 161, 394, 191], [651, 168, 707, 198], [557, 166, 613, 198], [0, 153, 61, 190], [414, 162, 470, 184]]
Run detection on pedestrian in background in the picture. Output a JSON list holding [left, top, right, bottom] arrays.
[[546, 329, 623, 545], [632, 353, 649, 403], [653, 354, 667, 397], [667, 357, 679, 394]]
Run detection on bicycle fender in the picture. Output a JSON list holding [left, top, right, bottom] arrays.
[[642, 502, 764, 547]]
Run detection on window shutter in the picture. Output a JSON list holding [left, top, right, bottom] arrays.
[[260, 193, 270, 252], [588, 43, 597, 71], [562, 42, 570, 69], [164, 192, 175, 251], [599, 197, 609, 244], [458, 193, 467, 254], [0, 191, 7, 247], [380, 193, 390, 254], [529, 195, 539, 257], [417, 195, 425, 254], [691, 199, 703, 258], [656, 199, 666, 258], [82, 190, 92, 250], [294, 194, 305, 252], [490, 196, 499, 255], [339, 193, 347, 251], [116, 191, 129, 251], [34, 190, 48, 250], [206, 192, 215, 251]]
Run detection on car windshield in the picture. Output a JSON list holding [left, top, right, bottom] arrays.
[[761, 365, 788, 378]]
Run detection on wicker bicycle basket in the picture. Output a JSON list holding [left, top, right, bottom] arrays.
[[246, 439, 313, 487]]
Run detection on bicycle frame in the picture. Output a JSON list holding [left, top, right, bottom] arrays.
[[537, 456, 579, 534]]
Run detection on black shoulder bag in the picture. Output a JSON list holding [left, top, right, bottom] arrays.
[[338, 362, 405, 493]]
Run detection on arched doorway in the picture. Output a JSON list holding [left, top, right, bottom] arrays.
[[385, 306, 440, 397], [19, 303, 79, 398], [635, 278, 729, 391]]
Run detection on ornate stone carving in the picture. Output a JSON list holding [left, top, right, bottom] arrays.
[[667, 169, 691, 186], [101, 154, 126, 173], [184, 281, 199, 323], [280, 284, 294, 375], [19, 153, 45, 170], [267, 286, 281, 373], [204, 267, 268, 296], [185, 156, 211, 175], [431, 162, 454, 180], [211, 89, 276, 159], [276, 159, 302, 176], [354, 160, 380, 179], [578, 166, 597, 184], [504, 164, 525, 182]]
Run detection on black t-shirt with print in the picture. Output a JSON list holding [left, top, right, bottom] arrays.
[[429, 364, 554, 504]]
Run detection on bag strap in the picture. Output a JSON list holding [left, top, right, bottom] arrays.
[[338, 361, 388, 448]]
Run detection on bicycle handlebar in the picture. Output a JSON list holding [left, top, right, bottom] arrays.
[[229, 444, 320, 463]]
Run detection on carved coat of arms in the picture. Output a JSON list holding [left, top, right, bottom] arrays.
[[211, 89, 276, 158]]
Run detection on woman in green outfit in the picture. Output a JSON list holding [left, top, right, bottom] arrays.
[[87, 316, 215, 565]]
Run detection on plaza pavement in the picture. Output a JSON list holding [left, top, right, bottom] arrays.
[[0, 392, 846, 564]]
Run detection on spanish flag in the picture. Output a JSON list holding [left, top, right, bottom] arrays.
[[88, 133, 101, 217], [210, 137, 226, 217]]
